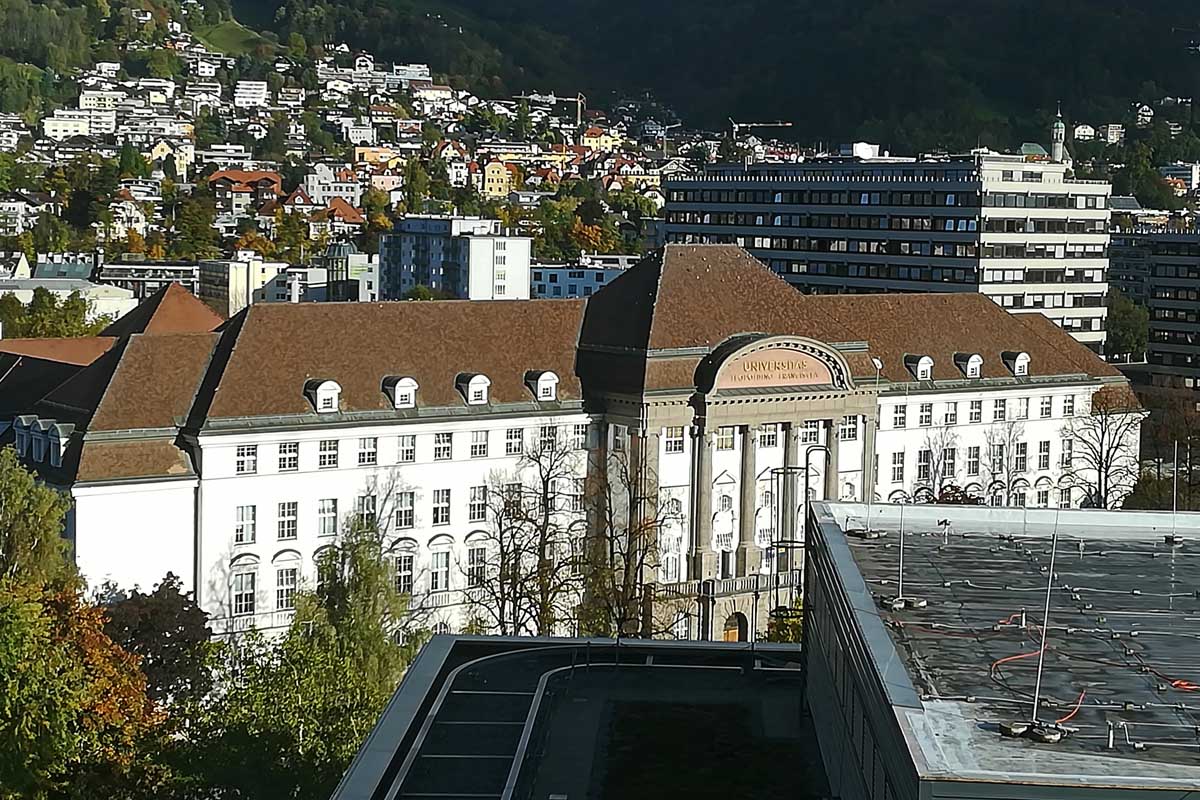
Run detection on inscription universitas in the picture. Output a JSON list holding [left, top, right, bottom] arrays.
[[716, 348, 833, 389]]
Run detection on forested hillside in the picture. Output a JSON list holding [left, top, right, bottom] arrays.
[[232, 0, 1200, 150]]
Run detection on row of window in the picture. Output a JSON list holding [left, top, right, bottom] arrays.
[[661, 420, 862, 455], [888, 396, 1077, 430], [768, 259, 977, 285], [666, 210, 981, 232], [666, 188, 977, 207], [233, 424, 589, 475], [888, 439, 1073, 483]]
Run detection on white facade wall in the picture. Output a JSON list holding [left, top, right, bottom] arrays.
[[465, 236, 531, 300], [233, 80, 269, 109], [195, 413, 591, 635], [72, 480, 198, 594]]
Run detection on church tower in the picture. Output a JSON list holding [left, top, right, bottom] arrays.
[[1051, 102, 1066, 163]]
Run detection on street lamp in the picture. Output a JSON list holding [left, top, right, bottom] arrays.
[[866, 357, 883, 531]]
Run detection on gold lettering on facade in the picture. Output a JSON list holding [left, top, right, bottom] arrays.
[[716, 348, 833, 389]]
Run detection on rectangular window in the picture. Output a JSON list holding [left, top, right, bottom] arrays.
[[919, 403, 933, 427], [539, 425, 558, 451], [318, 439, 339, 469], [430, 551, 450, 592], [432, 489, 450, 525], [503, 482, 522, 515], [969, 400, 982, 424], [942, 447, 956, 477], [967, 446, 980, 476], [470, 430, 489, 458], [612, 425, 626, 452], [1060, 439, 1073, 468], [570, 478, 585, 512], [277, 501, 298, 540], [1040, 396, 1053, 418], [573, 423, 588, 450], [397, 435, 415, 463], [1038, 441, 1050, 470], [469, 485, 487, 522], [917, 450, 932, 481], [236, 444, 258, 475], [891, 452, 904, 483], [1058, 487, 1072, 508], [318, 499, 337, 536], [801, 421, 820, 444], [758, 424, 778, 448], [893, 405, 907, 429], [839, 416, 858, 441], [232, 571, 255, 616], [395, 491, 414, 529], [467, 546, 486, 588], [358, 437, 378, 466], [1015, 398, 1030, 420], [434, 432, 452, 461], [278, 441, 299, 472], [1037, 489, 1050, 507], [662, 426, 685, 454], [506, 428, 523, 455], [991, 444, 1005, 474], [393, 553, 414, 595], [716, 426, 735, 450], [943, 403, 958, 425], [355, 495, 376, 528], [993, 399, 1007, 422], [235, 504, 256, 544], [1064, 395, 1076, 416], [1014, 442, 1028, 472], [276, 567, 297, 610]]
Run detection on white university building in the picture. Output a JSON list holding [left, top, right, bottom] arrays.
[[1, 247, 1141, 639]]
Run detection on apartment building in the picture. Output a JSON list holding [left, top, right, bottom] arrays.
[[664, 151, 1111, 350], [531, 253, 641, 298], [379, 215, 532, 300], [1, 247, 1139, 639]]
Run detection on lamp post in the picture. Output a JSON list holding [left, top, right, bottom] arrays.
[[866, 357, 883, 531]]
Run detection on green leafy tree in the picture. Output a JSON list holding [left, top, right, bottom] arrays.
[[170, 197, 220, 260], [181, 521, 423, 800], [0, 448, 73, 588], [0, 289, 111, 339], [404, 158, 430, 213], [1104, 290, 1149, 359]]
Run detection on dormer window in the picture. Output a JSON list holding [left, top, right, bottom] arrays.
[[456, 373, 491, 406], [905, 355, 934, 382], [954, 353, 984, 379], [304, 379, 342, 413], [31, 432, 46, 463], [1003, 351, 1031, 377], [12, 416, 33, 457], [525, 370, 560, 402], [382, 376, 419, 409]]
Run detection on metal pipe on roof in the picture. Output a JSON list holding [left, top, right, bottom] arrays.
[[1030, 526, 1060, 724]]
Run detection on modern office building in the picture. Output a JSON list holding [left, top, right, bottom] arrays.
[[379, 215, 532, 300], [197, 252, 289, 317], [96, 257, 201, 299], [1109, 228, 1200, 392], [664, 150, 1111, 350], [1, 247, 1139, 641]]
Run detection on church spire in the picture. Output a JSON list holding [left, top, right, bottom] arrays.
[[1051, 101, 1066, 163]]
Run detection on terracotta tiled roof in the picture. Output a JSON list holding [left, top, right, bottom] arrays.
[[204, 299, 587, 420], [809, 293, 1120, 383], [324, 197, 365, 224], [100, 283, 223, 337], [89, 333, 218, 431], [0, 337, 116, 366]]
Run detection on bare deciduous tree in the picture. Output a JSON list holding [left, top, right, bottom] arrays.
[[984, 420, 1028, 503], [1060, 387, 1145, 509], [459, 429, 586, 636]]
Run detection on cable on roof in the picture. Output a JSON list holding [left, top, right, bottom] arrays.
[[1055, 690, 1087, 724]]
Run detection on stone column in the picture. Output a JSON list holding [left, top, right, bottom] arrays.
[[780, 422, 803, 573], [824, 417, 841, 500], [737, 425, 758, 577], [690, 426, 715, 580], [861, 413, 877, 502]]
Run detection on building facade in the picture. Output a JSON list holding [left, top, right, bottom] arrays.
[[379, 215, 532, 300], [664, 152, 1111, 350], [1, 247, 1139, 640], [531, 253, 641, 298]]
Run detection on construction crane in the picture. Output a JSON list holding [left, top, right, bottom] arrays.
[[657, 122, 682, 153], [729, 118, 793, 139], [517, 92, 587, 127]]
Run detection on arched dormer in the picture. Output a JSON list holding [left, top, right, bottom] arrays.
[[954, 352, 984, 379], [904, 354, 934, 381], [1002, 351, 1031, 377], [525, 370, 560, 402], [304, 379, 342, 413], [12, 415, 35, 458], [44, 422, 72, 468], [456, 373, 491, 405], [382, 375, 419, 409]]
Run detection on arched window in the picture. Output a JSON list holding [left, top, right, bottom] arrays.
[[229, 555, 260, 617]]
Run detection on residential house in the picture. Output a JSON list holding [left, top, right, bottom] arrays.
[[208, 170, 284, 216]]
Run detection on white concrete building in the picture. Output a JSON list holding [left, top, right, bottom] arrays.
[[0, 278, 137, 321], [531, 253, 641, 298], [233, 80, 270, 109], [379, 215, 531, 300], [198, 252, 289, 317], [1, 247, 1141, 639]]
